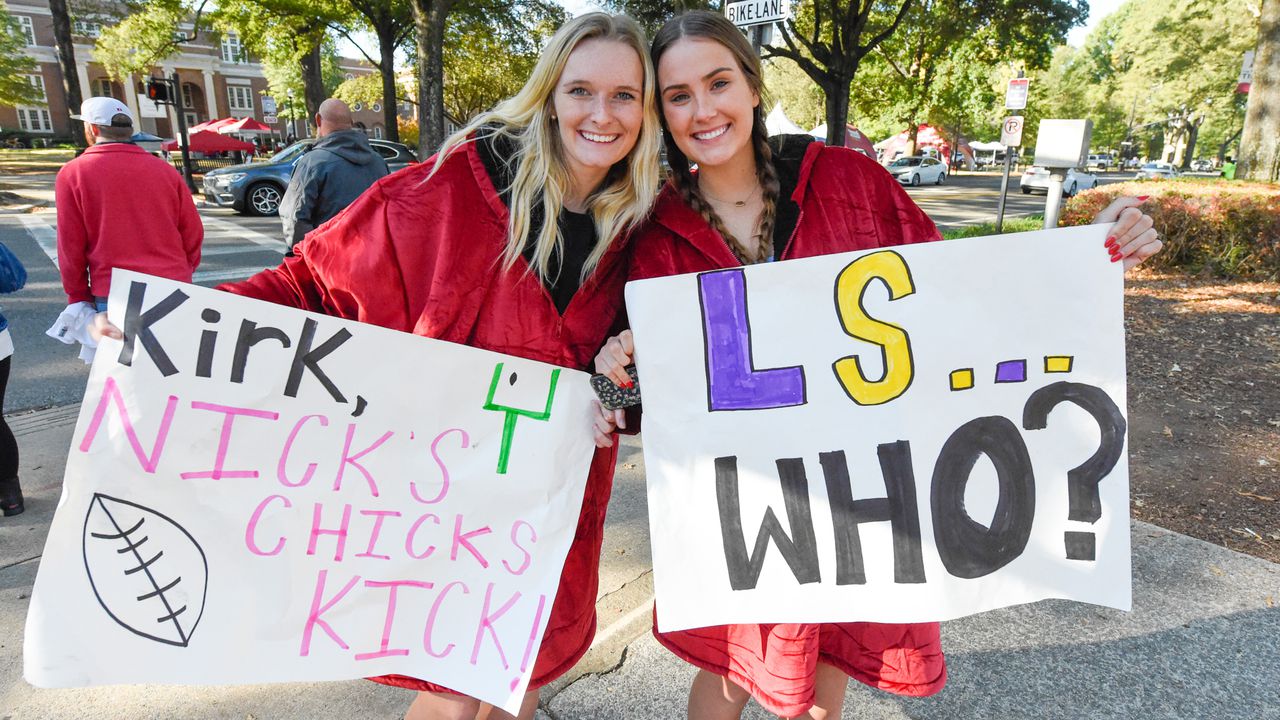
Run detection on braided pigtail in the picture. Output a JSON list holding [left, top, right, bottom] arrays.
[[665, 134, 752, 262], [751, 112, 780, 262]]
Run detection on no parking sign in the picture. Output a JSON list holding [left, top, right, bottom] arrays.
[[1001, 116, 1024, 147]]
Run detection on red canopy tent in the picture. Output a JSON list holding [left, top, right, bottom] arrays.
[[809, 123, 878, 158], [874, 124, 964, 164], [162, 130, 255, 153], [187, 117, 238, 134], [219, 117, 272, 134]]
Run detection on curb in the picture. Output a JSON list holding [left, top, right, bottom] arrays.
[[544, 571, 655, 700]]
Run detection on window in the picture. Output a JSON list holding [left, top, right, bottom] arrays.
[[227, 86, 254, 112], [372, 102, 381, 113], [90, 78, 117, 100], [352, 102, 362, 111], [221, 32, 244, 63], [182, 83, 198, 110], [373, 126, 383, 139], [185, 111, 199, 128], [16, 15, 35, 46], [73, 19, 102, 38], [26, 75, 46, 103], [17, 107, 53, 132]]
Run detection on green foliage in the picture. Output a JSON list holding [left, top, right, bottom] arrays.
[[0, 1, 41, 106], [1033, 0, 1258, 159], [942, 215, 1045, 239], [94, 0, 194, 78], [763, 57, 823, 130], [1062, 179, 1280, 279], [442, 0, 566, 122]]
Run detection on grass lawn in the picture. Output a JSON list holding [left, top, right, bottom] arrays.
[[0, 148, 76, 174], [941, 215, 1044, 239]]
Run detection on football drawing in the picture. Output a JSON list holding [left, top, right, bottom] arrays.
[[82, 493, 209, 647]]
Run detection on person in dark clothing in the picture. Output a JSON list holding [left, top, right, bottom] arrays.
[[278, 99, 389, 251]]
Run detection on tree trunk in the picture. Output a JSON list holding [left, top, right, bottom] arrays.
[[377, 25, 399, 143], [823, 78, 848, 148], [299, 43, 326, 130], [47, 0, 84, 148], [1239, 0, 1280, 182], [414, 0, 455, 155], [905, 121, 920, 157]]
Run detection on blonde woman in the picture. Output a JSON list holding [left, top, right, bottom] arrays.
[[219, 12, 661, 720]]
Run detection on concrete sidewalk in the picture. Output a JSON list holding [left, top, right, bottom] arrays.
[[1, 404, 1278, 719]]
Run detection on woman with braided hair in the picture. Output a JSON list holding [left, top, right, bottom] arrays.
[[591, 10, 1163, 719]]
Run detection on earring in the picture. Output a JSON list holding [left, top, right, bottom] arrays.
[[550, 113, 557, 121]]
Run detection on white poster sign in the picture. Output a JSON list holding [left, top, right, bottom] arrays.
[[24, 272, 597, 714], [626, 227, 1131, 633]]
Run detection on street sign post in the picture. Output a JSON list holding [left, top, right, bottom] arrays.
[[262, 114, 278, 125], [995, 115, 1025, 233], [1237, 51, 1254, 94], [261, 96, 277, 115], [1005, 78, 1030, 110]]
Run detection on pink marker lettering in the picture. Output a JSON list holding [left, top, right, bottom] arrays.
[[411, 428, 470, 505], [451, 515, 492, 568], [245, 494, 292, 556], [78, 376, 177, 473], [308, 502, 353, 562], [405, 513, 440, 560], [424, 581, 469, 658], [354, 579, 433, 661], [300, 569, 360, 656], [180, 401, 280, 480], [356, 509, 401, 560], [502, 520, 537, 576], [277, 413, 329, 488], [510, 594, 548, 692], [470, 582, 520, 668], [333, 424, 393, 497]]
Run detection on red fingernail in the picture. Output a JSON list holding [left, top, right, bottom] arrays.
[[1136, 195, 1149, 201], [1105, 237, 1117, 247], [1110, 254, 1121, 263]]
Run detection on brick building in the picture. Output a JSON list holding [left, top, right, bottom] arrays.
[[1, 1, 391, 144]]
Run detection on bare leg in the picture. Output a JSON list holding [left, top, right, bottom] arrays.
[[793, 663, 847, 720], [404, 690, 482, 720], [688, 668, 751, 720], [476, 691, 539, 720]]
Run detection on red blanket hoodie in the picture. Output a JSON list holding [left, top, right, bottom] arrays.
[[220, 140, 629, 692], [629, 142, 948, 716]]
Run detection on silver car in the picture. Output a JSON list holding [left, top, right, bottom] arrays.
[[1019, 166, 1099, 197], [1134, 162, 1180, 180]]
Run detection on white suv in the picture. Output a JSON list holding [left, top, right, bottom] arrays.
[[1087, 154, 1111, 172]]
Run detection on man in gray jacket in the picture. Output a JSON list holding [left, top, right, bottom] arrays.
[[279, 98, 389, 252]]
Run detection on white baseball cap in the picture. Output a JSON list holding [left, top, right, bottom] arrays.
[[70, 97, 134, 126]]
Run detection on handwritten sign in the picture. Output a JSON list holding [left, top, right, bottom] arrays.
[[24, 272, 597, 714], [625, 226, 1132, 632]]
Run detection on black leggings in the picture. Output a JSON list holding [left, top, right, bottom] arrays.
[[0, 356, 17, 480]]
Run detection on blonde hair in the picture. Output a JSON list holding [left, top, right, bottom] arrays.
[[432, 12, 661, 282]]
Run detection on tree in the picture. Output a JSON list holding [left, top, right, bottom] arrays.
[[411, 0, 456, 153], [762, 0, 917, 147], [49, 0, 84, 145], [1239, 0, 1278, 181], [0, 3, 42, 106], [330, 0, 413, 141]]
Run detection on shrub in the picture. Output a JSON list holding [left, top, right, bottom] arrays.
[[1061, 178, 1280, 280]]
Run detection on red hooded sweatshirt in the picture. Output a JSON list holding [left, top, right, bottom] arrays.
[[221, 138, 630, 691], [630, 139, 948, 716], [54, 142, 202, 304]]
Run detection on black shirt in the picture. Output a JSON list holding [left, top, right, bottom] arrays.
[[474, 128, 597, 314]]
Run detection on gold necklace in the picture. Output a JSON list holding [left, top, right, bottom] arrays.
[[700, 182, 760, 208]]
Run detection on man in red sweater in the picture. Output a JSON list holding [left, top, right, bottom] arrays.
[[55, 97, 202, 315]]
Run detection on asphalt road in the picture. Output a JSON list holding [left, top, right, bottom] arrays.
[[0, 168, 1134, 414]]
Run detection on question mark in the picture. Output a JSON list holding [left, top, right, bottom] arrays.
[[1022, 381, 1127, 561]]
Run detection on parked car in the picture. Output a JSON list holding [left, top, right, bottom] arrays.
[[1190, 158, 1213, 172], [1087, 153, 1112, 172], [1019, 166, 1099, 196], [886, 155, 947, 186], [203, 138, 418, 216], [1134, 162, 1180, 181]]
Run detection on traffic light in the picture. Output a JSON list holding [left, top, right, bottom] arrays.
[[146, 78, 170, 103]]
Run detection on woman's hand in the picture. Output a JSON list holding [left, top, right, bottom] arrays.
[[594, 330, 635, 387], [89, 312, 123, 342], [592, 399, 625, 448], [1093, 196, 1163, 271]]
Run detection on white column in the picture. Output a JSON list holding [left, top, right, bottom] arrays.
[[122, 73, 141, 118], [203, 69, 220, 120], [76, 63, 92, 101]]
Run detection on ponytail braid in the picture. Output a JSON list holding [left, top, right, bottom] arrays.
[[664, 134, 754, 263], [751, 109, 780, 263]]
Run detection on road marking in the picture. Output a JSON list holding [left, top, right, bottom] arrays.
[[199, 243, 283, 257], [15, 214, 58, 264], [200, 214, 286, 251], [192, 266, 269, 284]]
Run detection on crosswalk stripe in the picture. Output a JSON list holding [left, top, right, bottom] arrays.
[[200, 243, 283, 257], [192, 266, 269, 284], [200, 214, 286, 251], [16, 214, 58, 264]]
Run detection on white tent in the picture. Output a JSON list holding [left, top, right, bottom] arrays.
[[969, 140, 1006, 151], [766, 103, 806, 136]]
